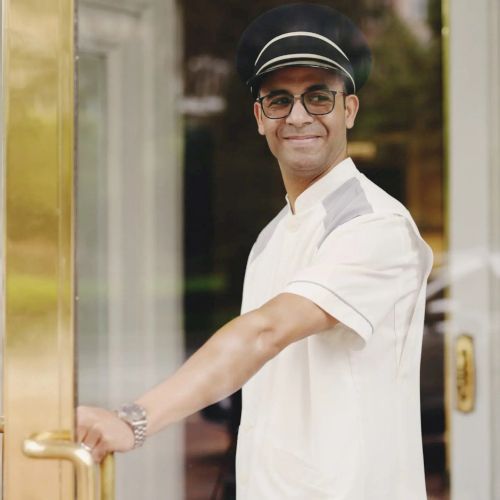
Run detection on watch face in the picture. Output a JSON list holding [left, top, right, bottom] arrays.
[[122, 403, 145, 421], [118, 403, 147, 448]]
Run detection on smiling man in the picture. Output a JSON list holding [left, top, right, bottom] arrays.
[[253, 66, 358, 201], [77, 4, 433, 499]]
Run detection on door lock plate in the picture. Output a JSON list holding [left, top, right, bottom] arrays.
[[455, 334, 475, 413]]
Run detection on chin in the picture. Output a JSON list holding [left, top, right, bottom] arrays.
[[282, 154, 327, 178]]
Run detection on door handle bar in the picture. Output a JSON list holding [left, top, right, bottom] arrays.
[[23, 430, 97, 500], [100, 445, 116, 500], [22, 429, 115, 500]]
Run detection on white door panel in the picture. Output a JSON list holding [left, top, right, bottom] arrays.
[[447, 0, 500, 498], [78, 1, 184, 498]]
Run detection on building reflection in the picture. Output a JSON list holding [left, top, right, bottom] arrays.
[[182, 1, 447, 499]]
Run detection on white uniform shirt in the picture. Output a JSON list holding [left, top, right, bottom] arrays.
[[236, 158, 433, 500]]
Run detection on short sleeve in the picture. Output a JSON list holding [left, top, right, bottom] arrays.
[[284, 214, 423, 343]]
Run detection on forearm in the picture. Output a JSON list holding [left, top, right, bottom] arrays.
[[135, 310, 278, 436], [77, 293, 334, 461]]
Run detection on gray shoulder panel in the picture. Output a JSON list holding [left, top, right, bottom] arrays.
[[318, 177, 373, 248], [250, 206, 288, 263]]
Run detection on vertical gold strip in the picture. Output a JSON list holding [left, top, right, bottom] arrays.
[[441, 0, 452, 479], [2, 0, 75, 497]]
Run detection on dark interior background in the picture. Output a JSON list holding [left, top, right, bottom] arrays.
[[181, 1, 446, 498]]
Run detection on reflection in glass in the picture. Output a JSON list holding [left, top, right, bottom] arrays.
[[77, 52, 109, 407], [182, 1, 447, 499]]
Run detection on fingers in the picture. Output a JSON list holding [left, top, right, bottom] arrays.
[[90, 436, 107, 463], [83, 423, 103, 450], [77, 406, 110, 463], [76, 405, 136, 463]]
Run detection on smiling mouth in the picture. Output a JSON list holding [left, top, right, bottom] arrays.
[[285, 134, 319, 141], [284, 135, 321, 143]]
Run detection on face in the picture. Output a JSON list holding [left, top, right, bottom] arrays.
[[254, 67, 359, 180]]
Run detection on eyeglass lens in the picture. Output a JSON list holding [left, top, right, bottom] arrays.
[[261, 90, 336, 118]]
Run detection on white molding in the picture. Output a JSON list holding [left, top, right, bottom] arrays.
[[448, 0, 499, 498], [489, 0, 500, 496], [77, 0, 184, 498], [79, 4, 140, 52], [81, 0, 149, 16]]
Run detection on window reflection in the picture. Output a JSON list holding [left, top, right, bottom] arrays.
[[182, 1, 447, 498]]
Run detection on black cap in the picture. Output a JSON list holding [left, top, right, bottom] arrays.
[[236, 3, 372, 97]]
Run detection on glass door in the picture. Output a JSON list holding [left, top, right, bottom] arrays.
[[4, 0, 498, 498], [76, 0, 183, 498], [181, 2, 448, 498], [2, 0, 184, 497]]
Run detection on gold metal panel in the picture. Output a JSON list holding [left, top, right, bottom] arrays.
[[2, 0, 75, 497]]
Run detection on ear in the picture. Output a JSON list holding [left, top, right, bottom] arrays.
[[254, 101, 265, 135], [344, 94, 360, 130]]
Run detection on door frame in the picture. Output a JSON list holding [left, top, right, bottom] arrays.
[[444, 0, 500, 497]]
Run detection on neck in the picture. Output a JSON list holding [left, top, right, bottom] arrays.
[[282, 155, 348, 213]]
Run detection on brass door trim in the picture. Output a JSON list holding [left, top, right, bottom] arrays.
[[2, 0, 76, 496]]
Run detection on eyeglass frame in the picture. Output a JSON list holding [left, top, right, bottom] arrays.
[[255, 88, 347, 119]]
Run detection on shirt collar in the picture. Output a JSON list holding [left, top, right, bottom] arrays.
[[285, 157, 359, 215]]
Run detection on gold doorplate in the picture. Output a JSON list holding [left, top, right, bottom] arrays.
[[455, 334, 475, 413]]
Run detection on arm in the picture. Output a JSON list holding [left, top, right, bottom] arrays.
[[77, 292, 337, 461]]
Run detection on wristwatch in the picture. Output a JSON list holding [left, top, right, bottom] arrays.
[[116, 403, 148, 449]]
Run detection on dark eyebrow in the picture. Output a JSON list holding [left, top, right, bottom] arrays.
[[264, 89, 291, 97], [306, 83, 330, 91]]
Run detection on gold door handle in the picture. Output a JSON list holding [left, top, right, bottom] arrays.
[[100, 449, 116, 500], [22, 429, 115, 500]]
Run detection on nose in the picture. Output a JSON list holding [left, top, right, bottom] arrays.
[[285, 96, 313, 127]]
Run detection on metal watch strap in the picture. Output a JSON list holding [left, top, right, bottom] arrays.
[[116, 403, 147, 449]]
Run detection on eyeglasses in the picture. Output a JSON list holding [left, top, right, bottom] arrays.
[[256, 89, 346, 119]]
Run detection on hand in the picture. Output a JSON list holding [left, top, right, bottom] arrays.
[[77, 406, 135, 463]]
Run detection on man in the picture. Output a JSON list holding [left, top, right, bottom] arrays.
[[78, 4, 433, 499]]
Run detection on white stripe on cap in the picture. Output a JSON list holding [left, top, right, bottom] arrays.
[[254, 31, 350, 68], [256, 53, 356, 92]]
